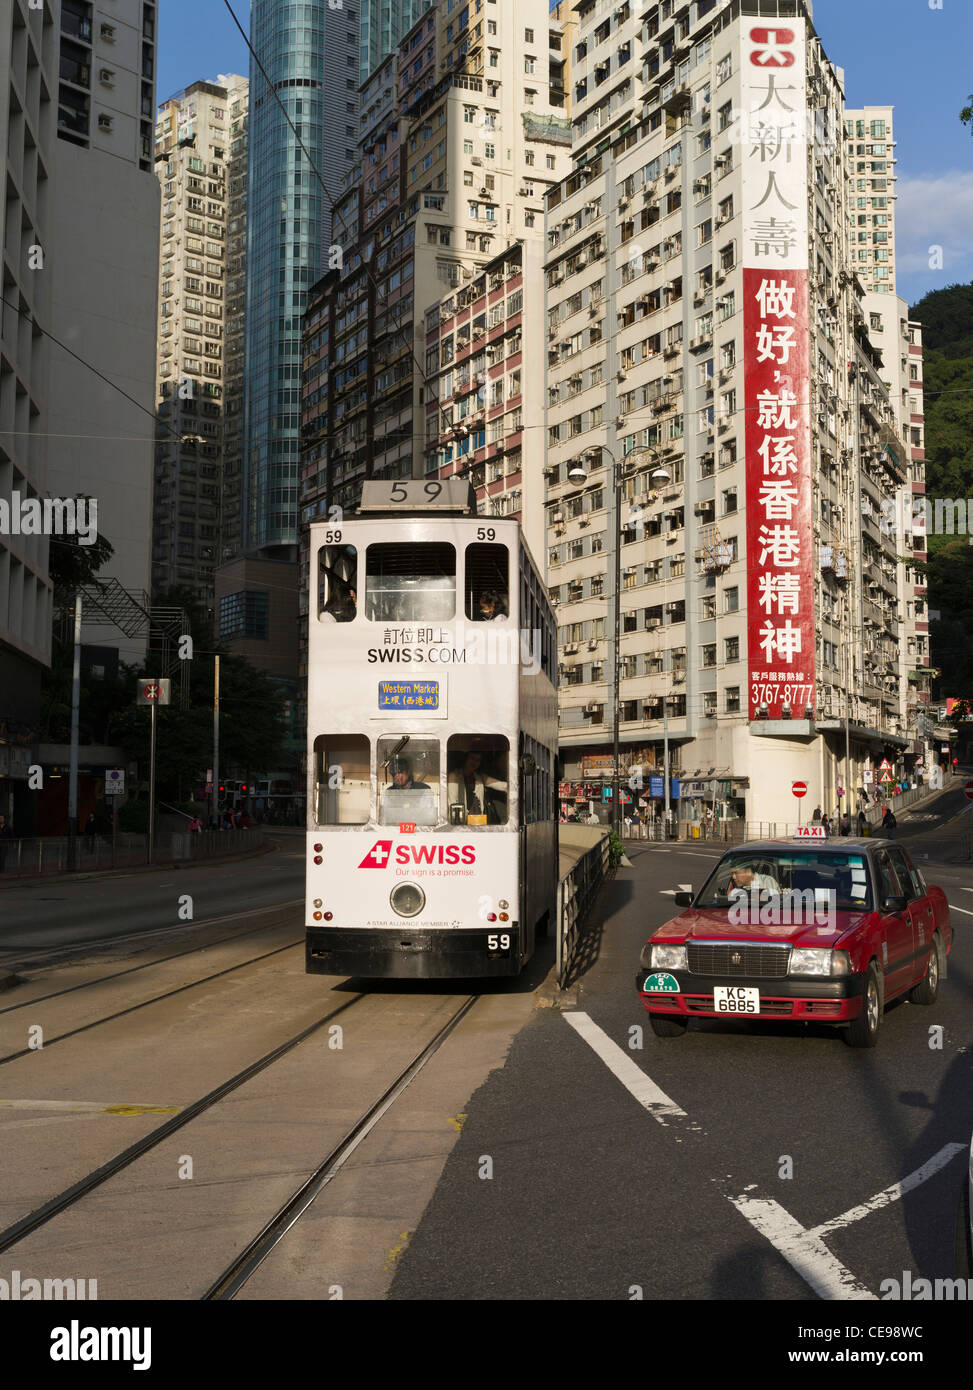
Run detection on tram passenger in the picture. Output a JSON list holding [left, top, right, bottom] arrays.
[[476, 588, 508, 622], [448, 749, 508, 822], [321, 583, 357, 623]]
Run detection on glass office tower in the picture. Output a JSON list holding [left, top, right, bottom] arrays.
[[359, 0, 434, 84], [242, 0, 360, 553]]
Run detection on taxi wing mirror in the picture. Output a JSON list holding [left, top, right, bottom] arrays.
[[883, 894, 907, 914], [673, 891, 693, 908]]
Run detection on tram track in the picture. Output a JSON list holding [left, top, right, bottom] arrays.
[[0, 936, 305, 1066], [203, 993, 479, 1300], [0, 903, 304, 1015], [0, 897, 304, 976], [0, 993, 367, 1257]]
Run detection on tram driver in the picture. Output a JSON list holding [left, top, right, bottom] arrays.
[[380, 756, 436, 826]]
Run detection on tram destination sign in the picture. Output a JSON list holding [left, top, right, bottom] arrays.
[[378, 679, 441, 711], [358, 479, 477, 514]]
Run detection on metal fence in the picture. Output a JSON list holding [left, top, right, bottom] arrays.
[[557, 832, 612, 987], [0, 829, 268, 879]]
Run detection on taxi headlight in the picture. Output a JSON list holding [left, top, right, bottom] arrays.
[[789, 947, 850, 977], [649, 943, 688, 971], [390, 883, 425, 918]]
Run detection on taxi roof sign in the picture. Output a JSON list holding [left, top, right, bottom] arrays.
[[794, 824, 827, 839]]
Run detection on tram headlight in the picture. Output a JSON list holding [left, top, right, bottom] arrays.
[[390, 883, 425, 918]]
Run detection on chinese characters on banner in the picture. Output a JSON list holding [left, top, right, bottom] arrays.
[[740, 21, 816, 722]]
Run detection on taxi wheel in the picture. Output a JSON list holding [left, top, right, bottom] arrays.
[[649, 1013, 689, 1038], [909, 932, 942, 1005], [844, 962, 882, 1048]]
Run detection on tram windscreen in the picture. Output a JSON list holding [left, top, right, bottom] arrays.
[[378, 736, 440, 826], [365, 543, 455, 622]]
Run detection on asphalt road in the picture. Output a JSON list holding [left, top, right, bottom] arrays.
[[0, 833, 306, 966], [391, 830, 973, 1300]]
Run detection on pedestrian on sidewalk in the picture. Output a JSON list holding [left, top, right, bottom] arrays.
[[882, 805, 897, 839], [83, 812, 96, 851], [812, 805, 822, 823]]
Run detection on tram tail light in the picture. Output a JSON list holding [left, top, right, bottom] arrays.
[[499, 913, 509, 921], [486, 912, 497, 922]]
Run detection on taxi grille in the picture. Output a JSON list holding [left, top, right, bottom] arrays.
[[686, 943, 790, 979]]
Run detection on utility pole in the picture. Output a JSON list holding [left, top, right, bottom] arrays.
[[67, 593, 82, 871], [213, 655, 220, 829]]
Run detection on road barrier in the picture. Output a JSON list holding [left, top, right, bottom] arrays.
[[557, 831, 611, 987], [0, 829, 268, 880]]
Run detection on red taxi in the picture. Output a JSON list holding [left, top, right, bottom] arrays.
[[636, 833, 951, 1047]]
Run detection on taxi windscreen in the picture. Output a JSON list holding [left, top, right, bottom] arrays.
[[695, 851, 872, 911]]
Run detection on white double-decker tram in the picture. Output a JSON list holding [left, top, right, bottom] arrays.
[[305, 480, 558, 978]]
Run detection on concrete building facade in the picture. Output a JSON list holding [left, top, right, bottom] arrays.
[[544, 0, 926, 831], [153, 74, 247, 608], [842, 105, 896, 296]]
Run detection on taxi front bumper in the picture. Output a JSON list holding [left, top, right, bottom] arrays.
[[635, 968, 867, 1022]]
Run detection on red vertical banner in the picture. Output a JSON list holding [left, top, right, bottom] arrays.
[[743, 266, 815, 720], [738, 18, 816, 722]]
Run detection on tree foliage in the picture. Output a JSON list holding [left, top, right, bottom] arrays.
[[907, 283, 973, 698]]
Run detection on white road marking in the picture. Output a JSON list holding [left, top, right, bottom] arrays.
[[812, 1143, 967, 1238], [962, 887, 973, 893], [660, 889, 677, 896], [562, 1012, 696, 1128], [564, 1013, 963, 1300], [728, 1191, 876, 1300], [949, 905, 973, 917]]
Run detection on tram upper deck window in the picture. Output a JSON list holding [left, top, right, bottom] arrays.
[[447, 735, 509, 826], [313, 735, 370, 825], [466, 541, 510, 621], [378, 736, 440, 826], [365, 543, 456, 622], [318, 544, 358, 623]]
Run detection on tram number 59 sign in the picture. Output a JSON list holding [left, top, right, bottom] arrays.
[[792, 781, 808, 799]]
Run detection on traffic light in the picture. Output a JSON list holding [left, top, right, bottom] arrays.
[[219, 784, 225, 793], [241, 784, 247, 792]]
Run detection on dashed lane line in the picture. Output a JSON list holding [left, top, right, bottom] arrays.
[[562, 1011, 698, 1131]]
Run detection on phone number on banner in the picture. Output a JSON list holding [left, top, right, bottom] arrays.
[[751, 682, 814, 707]]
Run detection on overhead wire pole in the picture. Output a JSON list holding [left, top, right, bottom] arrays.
[[67, 593, 82, 872], [213, 655, 220, 830]]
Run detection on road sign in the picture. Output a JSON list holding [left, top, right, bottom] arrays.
[[879, 770, 893, 784], [137, 678, 171, 706], [792, 781, 808, 798], [878, 758, 892, 773], [964, 780, 973, 802], [105, 768, 125, 796], [863, 769, 873, 784]]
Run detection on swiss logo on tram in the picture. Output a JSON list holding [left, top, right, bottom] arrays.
[[357, 841, 477, 868]]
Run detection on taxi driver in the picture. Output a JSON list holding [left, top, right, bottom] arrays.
[[728, 864, 780, 899]]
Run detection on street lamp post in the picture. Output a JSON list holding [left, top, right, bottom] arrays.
[[568, 445, 671, 839]]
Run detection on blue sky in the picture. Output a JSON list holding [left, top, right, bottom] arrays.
[[158, 0, 973, 307]]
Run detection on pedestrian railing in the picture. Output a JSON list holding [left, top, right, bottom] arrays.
[[557, 832, 611, 987], [0, 829, 268, 880]]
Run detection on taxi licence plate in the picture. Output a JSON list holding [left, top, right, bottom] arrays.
[[713, 986, 759, 1014]]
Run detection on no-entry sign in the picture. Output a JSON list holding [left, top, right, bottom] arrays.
[[792, 781, 808, 798], [964, 780, 973, 802]]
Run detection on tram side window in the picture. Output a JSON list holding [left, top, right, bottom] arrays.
[[366, 543, 455, 622], [318, 544, 358, 623], [466, 542, 510, 621], [378, 737, 440, 826], [314, 736, 370, 825], [447, 735, 509, 826]]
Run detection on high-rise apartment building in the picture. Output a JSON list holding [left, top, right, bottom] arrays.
[[544, 0, 925, 829], [360, 0, 437, 84], [46, 0, 159, 663], [301, 0, 572, 525], [222, 80, 250, 567], [0, 0, 58, 827], [153, 75, 247, 606], [843, 106, 896, 294], [242, 0, 363, 559]]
